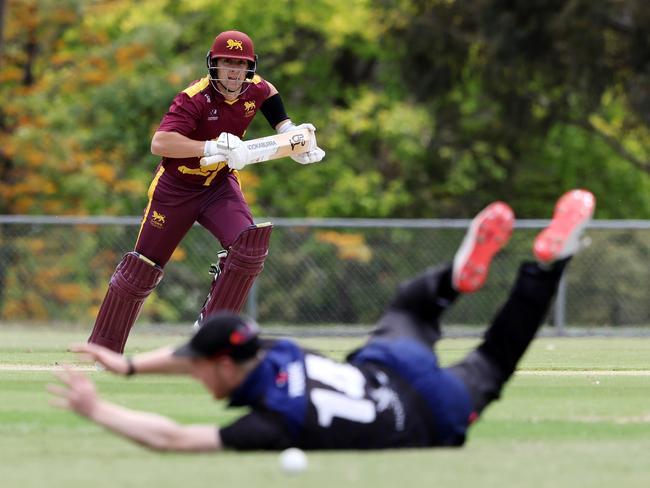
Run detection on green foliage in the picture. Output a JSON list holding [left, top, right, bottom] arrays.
[[375, 0, 650, 216], [2, 0, 650, 325], [3, 0, 650, 218]]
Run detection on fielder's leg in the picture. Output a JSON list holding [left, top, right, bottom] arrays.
[[449, 259, 569, 416], [88, 252, 163, 353], [370, 264, 458, 347], [371, 201, 514, 347], [449, 189, 596, 415], [195, 222, 273, 326]]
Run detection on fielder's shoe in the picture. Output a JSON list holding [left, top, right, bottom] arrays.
[[452, 202, 515, 293], [533, 189, 596, 264]]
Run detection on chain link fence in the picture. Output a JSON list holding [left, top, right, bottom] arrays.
[[0, 216, 648, 335]]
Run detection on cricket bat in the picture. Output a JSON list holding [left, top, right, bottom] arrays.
[[200, 128, 312, 169]]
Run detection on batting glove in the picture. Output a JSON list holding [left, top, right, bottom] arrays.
[[220, 132, 251, 170], [278, 122, 326, 164], [201, 138, 228, 168], [202, 133, 250, 170], [203, 139, 222, 158]]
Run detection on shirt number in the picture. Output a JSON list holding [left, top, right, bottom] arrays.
[[305, 354, 376, 427]]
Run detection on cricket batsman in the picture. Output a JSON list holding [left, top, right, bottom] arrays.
[[88, 30, 325, 353]]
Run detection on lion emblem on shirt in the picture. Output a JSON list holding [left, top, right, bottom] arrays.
[[244, 100, 256, 117]]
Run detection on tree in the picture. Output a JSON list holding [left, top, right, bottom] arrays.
[[375, 0, 650, 217], [1, 0, 649, 219]]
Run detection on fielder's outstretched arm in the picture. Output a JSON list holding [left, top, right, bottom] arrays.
[[47, 367, 223, 452], [71, 343, 192, 376]]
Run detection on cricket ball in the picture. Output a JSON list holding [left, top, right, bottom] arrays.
[[279, 447, 308, 474]]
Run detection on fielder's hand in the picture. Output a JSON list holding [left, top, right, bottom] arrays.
[[70, 343, 131, 376], [47, 367, 99, 418], [278, 122, 326, 164]]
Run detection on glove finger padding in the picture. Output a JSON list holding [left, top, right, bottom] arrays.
[[204, 140, 223, 157], [200, 154, 228, 168], [277, 121, 316, 134], [293, 146, 325, 164], [227, 145, 251, 170], [213, 132, 249, 170], [203, 132, 244, 168], [292, 123, 316, 133], [216, 132, 243, 150]]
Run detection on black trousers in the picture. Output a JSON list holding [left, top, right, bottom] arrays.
[[369, 260, 568, 414]]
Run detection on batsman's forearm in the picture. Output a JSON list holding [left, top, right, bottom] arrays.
[[151, 131, 205, 158]]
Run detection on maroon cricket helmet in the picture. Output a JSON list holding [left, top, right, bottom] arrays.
[[206, 30, 257, 83], [209, 30, 256, 62]]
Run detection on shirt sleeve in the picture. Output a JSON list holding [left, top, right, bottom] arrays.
[[254, 75, 273, 100], [157, 92, 203, 136], [219, 410, 293, 451]]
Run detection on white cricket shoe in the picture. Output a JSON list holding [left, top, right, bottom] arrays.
[[533, 189, 596, 264], [452, 202, 514, 293]]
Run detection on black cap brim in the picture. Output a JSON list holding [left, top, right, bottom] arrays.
[[172, 342, 202, 358]]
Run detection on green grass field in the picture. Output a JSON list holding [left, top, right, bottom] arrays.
[[2, 326, 650, 488]]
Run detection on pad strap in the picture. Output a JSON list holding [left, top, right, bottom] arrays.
[[198, 223, 273, 322]]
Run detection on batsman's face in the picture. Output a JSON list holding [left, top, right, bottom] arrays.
[[216, 58, 248, 91]]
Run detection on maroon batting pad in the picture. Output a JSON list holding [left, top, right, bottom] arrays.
[[88, 252, 163, 353], [199, 223, 273, 321]]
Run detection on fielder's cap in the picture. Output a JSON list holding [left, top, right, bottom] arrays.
[[173, 312, 261, 362]]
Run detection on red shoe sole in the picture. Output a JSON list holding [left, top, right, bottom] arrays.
[[534, 189, 595, 263], [453, 202, 514, 293]]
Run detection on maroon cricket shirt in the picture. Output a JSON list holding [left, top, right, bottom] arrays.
[[157, 75, 272, 187]]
